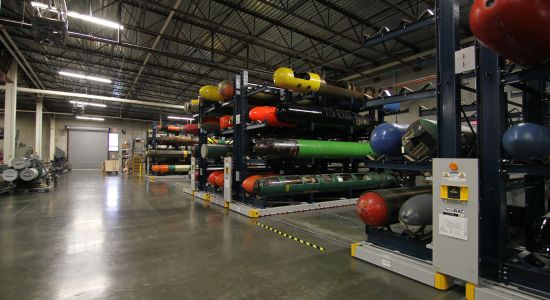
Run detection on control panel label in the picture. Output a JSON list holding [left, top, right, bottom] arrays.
[[439, 211, 467, 240], [442, 171, 467, 184]]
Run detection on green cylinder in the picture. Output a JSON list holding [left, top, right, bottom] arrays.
[[169, 165, 190, 172], [146, 150, 192, 158], [254, 138, 375, 159], [151, 164, 191, 173], [252, 172, 398, 197], [201, 144, 232, 159]]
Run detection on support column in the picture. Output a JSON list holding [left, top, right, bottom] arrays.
[[4, 61, 17, 165], [436, 0, 461, 158], [49, 115, 56, 159], [35, 96, 43, 158]]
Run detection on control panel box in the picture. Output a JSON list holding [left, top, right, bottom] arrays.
[[433, 158, 479, 284], [190, 157, 196, 191], [224, 157, 232, 202]]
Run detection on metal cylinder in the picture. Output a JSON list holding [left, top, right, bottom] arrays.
[[145, 150, 192, 158], [356, 186, 432, 227], [370, 123, 409, 157], [273, 67, 366, 101], [156, 123, 198, 135], [254, 138, 375, 159], [275, 104, 369, 128], [184, 99, 200, 113], [398, 193, 433, 227], [199, 85, 225, 101], [249, 106, 295, 128], [156, 136, 199, 146], [1, 168, 19, 181], [241, 174, 278, 194], [151, 164, 191, 173], [11, 157, 33, 170], [252, 172, 398, 197], [19, 168, 40, 181], [470, 0, 550, 65], [531, 212, 550, 255], [502, 123, 550, 160], [402, 119, 438, 161], [402, 119, 475, 161], [199, 116, 220, 132], [218, 80, 281, 104], [220, 115, 232, 130], [156, 125, 184, 132], [201, 144, 232, 159], [182, 124, 199, 135], [208, 170, 224, 186]]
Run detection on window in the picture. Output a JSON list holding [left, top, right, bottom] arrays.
[[302, 175, 319, 184], [321, 175, 333, 183], [282, 176, 303, 185], [108, 132, 119, 151]]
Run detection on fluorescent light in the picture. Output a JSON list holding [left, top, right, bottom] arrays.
[[59, 71, 111, 83], [76, 116, 104, 121], [66, 11, 124, 30], [30, 2, 49, 9], [167, 116, 195, 121], [30, 2, 123, 30], [70, 100, 107, 108], [288, 108, 322, 114]]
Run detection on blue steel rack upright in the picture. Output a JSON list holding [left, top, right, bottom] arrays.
[[478, 46, 550, 297], [231, 71, 290, 205], [196, 97, 208, 191]]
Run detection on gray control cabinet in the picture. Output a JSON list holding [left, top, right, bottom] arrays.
[[190, 157, 196, 191], [223, 157, 232, 202], [433, 158, 479, 284]]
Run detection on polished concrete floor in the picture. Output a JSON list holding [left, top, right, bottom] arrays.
[[0, 171, 464, 299]]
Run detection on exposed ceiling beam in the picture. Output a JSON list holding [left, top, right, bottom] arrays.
[[0, 17, 272, 81], [120, 0, 354, 74], [0, 86, 187, 110], [126, 0, 182, 99]]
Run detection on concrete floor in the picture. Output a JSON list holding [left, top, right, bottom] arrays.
[[0, 171, 464, 299]]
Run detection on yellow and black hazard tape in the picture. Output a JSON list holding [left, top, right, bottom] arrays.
[[256, 222, 325, 252]]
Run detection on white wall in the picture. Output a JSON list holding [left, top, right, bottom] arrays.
[[0, 112, 148, 162]]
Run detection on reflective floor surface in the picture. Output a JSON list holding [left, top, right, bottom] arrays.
[[0, 171, 463, 299]]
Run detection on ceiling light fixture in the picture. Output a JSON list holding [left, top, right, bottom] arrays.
[[66, 11, 124, 30], [76, 116, 105, 121], [167, 116, 195, 121], [30, 2, 124, 30], [30, 1, 49, 9], [59, 71, 111, 83], [70, 100, 107, 108]]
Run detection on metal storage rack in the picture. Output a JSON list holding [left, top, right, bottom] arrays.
[[351, 1, 550, 299], [194, 94, 233, 192], [477, 46, 550, 298], [226, 71, 374, 214], [352, 0, 479, 291], [146, 121, 192, 178]]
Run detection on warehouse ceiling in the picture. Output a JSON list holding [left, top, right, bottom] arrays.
[[0, 0, 472, 121]]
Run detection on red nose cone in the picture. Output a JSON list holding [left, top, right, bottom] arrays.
[[219, 115, 232, 130], [183, 123, 199, 135], [356, 192, 388, 227], [214, 172, 224, 187], [208, 171, 223, 186], [249, 106, 295, 128], [242, 175, 262, 194], [470, 0, 550, 65]]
